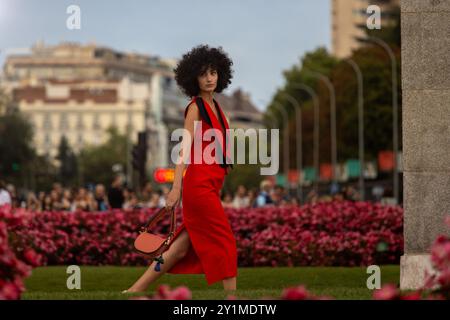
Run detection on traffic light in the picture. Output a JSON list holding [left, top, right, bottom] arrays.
[[132, 131, 147, 187]]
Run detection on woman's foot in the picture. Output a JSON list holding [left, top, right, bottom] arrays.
[[123, 287, 146, 293]]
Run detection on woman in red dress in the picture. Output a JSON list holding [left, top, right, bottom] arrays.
[[125, 45, 237, 292]]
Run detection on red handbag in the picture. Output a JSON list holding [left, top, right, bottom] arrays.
[[134, 206, 177, 271]]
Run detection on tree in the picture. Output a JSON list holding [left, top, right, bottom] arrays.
[[56, 135, 78, 186], [222, 135, 263, 193], [267, 47, 339, 169], [331, 44, 402, 163], [78, 126, 129, 186], [0, 110, 35, 179]]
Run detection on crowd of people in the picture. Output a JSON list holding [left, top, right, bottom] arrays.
[[0, 176, 364, 212]]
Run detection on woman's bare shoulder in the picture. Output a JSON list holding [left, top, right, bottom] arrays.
[[185, 100, 200, 118]]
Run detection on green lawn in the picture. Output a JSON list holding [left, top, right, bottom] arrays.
[[23, 265, 400, 300]]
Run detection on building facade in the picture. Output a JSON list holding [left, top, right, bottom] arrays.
[[1, 41, 262, 176]]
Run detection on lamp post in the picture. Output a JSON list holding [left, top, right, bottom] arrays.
[[366, 36, 399, 204], [290, 83, 320, 194], [125, 76, 133, 189], [278, 92, 303, 203], [344, 58, 365, 200], [304, 69, 337, 186], [264, 104, 289, 191]]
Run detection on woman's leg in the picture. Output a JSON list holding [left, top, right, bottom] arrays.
[[127, 229, 191, 292], [223, 276, 237, 291]]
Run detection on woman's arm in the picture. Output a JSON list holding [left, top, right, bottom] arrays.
[[165, 102, 199, 209]]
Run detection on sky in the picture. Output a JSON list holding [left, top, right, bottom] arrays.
[[0, 0, 331, 111]]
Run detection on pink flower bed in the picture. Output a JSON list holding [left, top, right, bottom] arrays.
[[229, 201, 403, 267], [2, 200, 403, 268], [0, 205, 40, 300]]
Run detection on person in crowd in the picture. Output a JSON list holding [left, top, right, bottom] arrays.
[[332, 191, 345, 202], [247, 188, 257, 208], [145, 191, 161, 209], [158, 186, 170, 208], [232, 185, 250, 208], [37, 191, 45, 209], [108, 175, 125, 209], [342, 185, 360, 202], [41, 193, 53, 211], [5, 174, 394, 212], [52, 182, 64, 200], [141, 182, 154, 203], [123, 189, 141, 210], [60, 189, 73, 211], [221, 192, 234, 209], [0, 179, 12, 206], [73, 187, 92, 211], [256, 180, 274, 207], [271, 185, 290, 206], [94, 184, 109, 212], [6, 183, 18, 207], [372, 184, 384, 202], [305, 190, 319, 204], [290, 197, 299, 206], [49, 189, 63, 211], [26, 191, 40, 211]]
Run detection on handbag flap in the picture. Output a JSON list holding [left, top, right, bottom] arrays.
[[134, 233, 166, 253]]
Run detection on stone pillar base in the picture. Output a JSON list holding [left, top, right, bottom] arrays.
[[400, 254, 436, 290]]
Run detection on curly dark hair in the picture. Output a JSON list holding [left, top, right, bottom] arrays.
[[173, 44, 234, 98]]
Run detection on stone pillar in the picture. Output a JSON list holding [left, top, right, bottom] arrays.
[[400, 0, 450, 289]]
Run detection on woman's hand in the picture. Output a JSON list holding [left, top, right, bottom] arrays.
[[166, 188, 181, 209]]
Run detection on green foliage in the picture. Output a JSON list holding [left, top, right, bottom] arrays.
[[333, 45, 401, 162], [223, 135, 263, 193], [78, 126, 129, 186], [56, 135, 78, 186], [0, 109, 35, 177], [266, 22, 401, 169], [268, 47, 339, 168]]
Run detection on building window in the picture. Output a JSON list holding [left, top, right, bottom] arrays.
[[44, 133, 51, 147], [77, 134, 83, 146], [92, 113, 101, 130], [43, 112, 52, 130], [76, 114, 84, 130], [111, 113, 117, 128], [59, 113, 69, 130], [163, 77, 172, 89]]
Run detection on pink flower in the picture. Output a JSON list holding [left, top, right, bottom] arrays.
[[23, 249, 41, 267], [281, 285, 309, 300], [155, 284, 171, 299], [0, 282, 20, 300], [168, 286, 192, 300], [400, 291, 422, 300], [373, 284, 399, 300]]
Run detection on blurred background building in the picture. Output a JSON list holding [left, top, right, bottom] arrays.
[[1, 41, 263, 175]]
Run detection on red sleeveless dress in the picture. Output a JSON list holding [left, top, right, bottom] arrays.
[[166, 96, 238, 285]]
